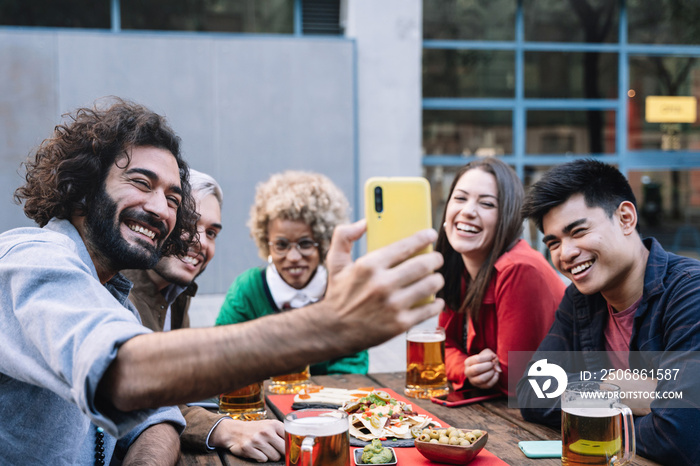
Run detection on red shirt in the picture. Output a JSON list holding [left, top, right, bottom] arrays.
[[603, 296, 641, 370], [439, 240, 566, 395]]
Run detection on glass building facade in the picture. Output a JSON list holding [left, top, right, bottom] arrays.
[[0, 0, 333, 35], [422, 0, 700, 255]]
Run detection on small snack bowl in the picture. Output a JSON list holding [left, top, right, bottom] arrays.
[[414, 427, 488, 465], [353, 446, 397, 465]]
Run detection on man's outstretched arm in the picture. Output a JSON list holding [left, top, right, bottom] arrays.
[[101, 220, 445, 412]]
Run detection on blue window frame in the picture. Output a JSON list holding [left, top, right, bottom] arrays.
[[422, 0, 700, 179]]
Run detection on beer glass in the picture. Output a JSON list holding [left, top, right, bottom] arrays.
[[269, 365, 311, 394], [284, 408, 350, 466], [561, 382, 635, 466], [218, 381, 266, 421], [404, 327, 449, 399]]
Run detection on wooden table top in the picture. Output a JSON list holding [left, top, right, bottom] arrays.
[[178, 372, 660, 466]]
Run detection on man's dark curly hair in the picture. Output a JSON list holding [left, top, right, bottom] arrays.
[[13, 98, 198, 257]]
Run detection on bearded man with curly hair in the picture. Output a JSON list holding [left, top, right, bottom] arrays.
[[1, 98, 198, 464]]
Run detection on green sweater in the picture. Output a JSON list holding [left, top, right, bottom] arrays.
[[215, 267, 368, 375]]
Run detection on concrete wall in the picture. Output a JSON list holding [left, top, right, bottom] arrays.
[[0, 29, 356, 294], [0, 1, 423, 294], [345, 0, 423, 199]]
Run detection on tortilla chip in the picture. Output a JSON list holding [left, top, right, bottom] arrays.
[[349, 421, 374, 442], [356, 413, 388, 438], [385, 423, 411, 438]]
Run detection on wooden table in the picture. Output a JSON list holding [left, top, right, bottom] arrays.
[[178, 372, 659, 466]]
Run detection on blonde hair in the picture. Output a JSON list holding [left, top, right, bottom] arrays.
[[249, 171, 350, 262]]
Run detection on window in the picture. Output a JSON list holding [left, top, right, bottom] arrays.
[[423, 0, 700, 254], [120, 0, 294, 33], [0, 0, 110, 29]]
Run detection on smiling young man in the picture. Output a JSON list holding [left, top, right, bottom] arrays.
[[125, 169, 223, 333], [516, 159, 700, 466], [0, 99, 445, 464], [124, 170, 285, 462], [1, 100, 197, 464]]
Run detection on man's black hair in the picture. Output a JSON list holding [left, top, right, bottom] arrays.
[[523, 159, 637, 232]]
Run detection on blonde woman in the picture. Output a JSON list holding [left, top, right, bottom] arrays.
[[216, 171, 368, 374]]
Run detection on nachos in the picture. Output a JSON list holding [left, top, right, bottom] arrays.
[[340, 390, 440, 441]]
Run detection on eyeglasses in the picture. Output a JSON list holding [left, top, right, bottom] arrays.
[[268, 238, 319, 257]]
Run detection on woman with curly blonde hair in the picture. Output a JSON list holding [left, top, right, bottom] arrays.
[[216, 171, 368, 375]]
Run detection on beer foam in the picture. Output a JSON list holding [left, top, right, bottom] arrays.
[[562, 407, 619, 418], [285, 416, 348, 436], [407, 334, 445, 343]]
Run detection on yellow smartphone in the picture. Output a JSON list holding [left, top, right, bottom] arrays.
[[364, 177, 433, 253], [364, 177, 435, 305], [364, 177, 434, 308]]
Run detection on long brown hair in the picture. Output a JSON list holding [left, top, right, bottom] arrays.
[[436, 158, 524, 322]]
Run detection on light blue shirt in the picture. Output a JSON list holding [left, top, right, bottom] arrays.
[[0, 218, 185, 464]]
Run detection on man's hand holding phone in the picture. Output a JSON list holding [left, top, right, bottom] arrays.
[[323, 220, 445, 350]]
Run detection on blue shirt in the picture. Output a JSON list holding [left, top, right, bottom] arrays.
[[0, 219, 185, 464], [516, 238, 700, 466]]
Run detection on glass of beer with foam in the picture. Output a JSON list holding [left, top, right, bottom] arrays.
[[268, 365, 311, 394], [561, 382, 635, 466], [284, 408, 350, 466], [404, 326, 449, 399], [218, 381, 266, 421]]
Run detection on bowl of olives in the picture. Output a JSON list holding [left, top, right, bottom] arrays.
[[414, 427, 488, 464]]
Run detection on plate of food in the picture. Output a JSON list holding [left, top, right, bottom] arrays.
[[340, 390, 440, 446], [292, 386, 375, 409]]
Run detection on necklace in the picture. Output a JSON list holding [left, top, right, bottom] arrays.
[[94, 425, 105, 466]]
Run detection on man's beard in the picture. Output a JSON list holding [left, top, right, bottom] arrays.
[[84, 186, 167, 271]]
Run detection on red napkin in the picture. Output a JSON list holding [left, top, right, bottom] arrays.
[[353, 445, 508, 466], [267, 387, 509, 465]]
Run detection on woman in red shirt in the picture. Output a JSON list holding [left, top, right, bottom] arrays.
[[436, 158, 566, 396]]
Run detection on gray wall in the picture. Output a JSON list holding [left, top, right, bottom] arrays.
[[0, 29, 356, 294], [346, 0, 422, 182], [0, 1, 423, 295]]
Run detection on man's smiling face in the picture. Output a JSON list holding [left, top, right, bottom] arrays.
[[152, 192, 222, 287], [84, 146, 182, 271], [542, 194, 631, 296]]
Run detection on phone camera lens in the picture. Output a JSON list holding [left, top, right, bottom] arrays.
[[374, 186, 383, 213]]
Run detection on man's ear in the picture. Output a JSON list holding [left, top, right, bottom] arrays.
[[617, 201, 638, 235]]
